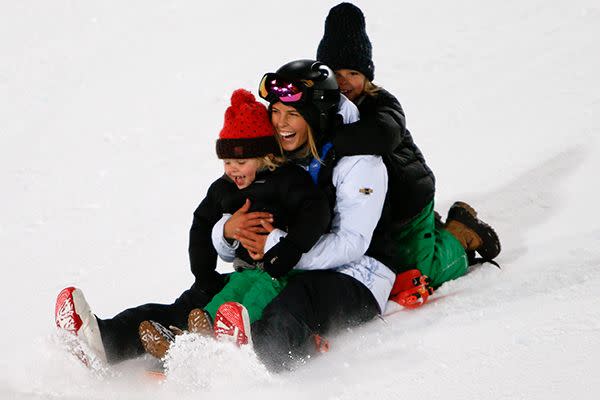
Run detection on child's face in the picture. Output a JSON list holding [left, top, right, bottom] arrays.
[[335, 69, 367, 102], [270, 102, 310, 152], [223, 158, 261, 189]]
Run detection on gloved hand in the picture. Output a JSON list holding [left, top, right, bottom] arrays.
[[261, 240, 302, 279]]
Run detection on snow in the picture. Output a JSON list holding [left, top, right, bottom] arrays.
[[1, 0, 599, 398]]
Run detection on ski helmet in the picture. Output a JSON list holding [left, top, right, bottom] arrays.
[[259, 59, 340, 135]]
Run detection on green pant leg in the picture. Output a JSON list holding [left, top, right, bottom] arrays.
[[241, 270, 302, 323], [427, 227, 469, 288], [393, 201, 468, 289], [204, 269, 262, 320]]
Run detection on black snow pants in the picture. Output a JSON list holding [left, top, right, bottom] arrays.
[[251, 270, 379, 372], [96, 280, 219, 364]]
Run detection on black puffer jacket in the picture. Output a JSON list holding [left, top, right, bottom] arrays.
[[188, 163, 330, 290], [333, 88, 435, 227]]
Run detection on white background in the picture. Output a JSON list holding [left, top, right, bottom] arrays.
[[1, 0, 599, 398]]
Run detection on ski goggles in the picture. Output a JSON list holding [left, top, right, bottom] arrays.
[[258, 73, 307, 105]]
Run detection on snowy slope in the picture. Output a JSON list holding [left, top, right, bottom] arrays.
[[1, 1, 599, 399]]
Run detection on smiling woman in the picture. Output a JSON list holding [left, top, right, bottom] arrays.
[[139, 88, 332, 356], [211, 59, 398, 372]]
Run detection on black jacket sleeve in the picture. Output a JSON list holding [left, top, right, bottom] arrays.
[[188, 178, 227, 295], [262, 167, 331, 278], [332, 90, 407, 156]]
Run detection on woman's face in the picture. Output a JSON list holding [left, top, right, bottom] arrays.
[[270, 102, 309, 152], [335, 69, 366, 102], [223, 158, 261, 189]]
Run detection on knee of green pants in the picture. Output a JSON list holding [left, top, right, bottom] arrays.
[[204, 269, 264, 320]]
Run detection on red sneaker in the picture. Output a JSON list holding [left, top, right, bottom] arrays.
[[55, 287, 107, 364], [213, 302, 252, 346], [55, 287, 83, 335]]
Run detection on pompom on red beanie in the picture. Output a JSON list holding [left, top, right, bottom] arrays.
[[216, 89, 280, 159]]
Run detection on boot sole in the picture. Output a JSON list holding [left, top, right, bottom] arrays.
[[188, 309, 214, 337], [139, 321, 172, 359]]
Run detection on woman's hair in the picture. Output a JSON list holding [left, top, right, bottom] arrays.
[[257, 153, 286, 171], [306, 125, 321, 161]]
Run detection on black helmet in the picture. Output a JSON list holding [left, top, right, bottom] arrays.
[[259, 59, 340, 134]]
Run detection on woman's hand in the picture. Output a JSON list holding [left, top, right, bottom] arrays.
[[235, 219, 275, 256], [223, 199, 273, 240]]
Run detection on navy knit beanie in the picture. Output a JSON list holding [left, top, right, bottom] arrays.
[[316, 2, 375, 81]]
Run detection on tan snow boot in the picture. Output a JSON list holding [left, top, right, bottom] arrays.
[[445, 201, 501, 261]]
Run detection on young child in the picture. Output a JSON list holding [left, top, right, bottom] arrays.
[[315, 3, 501, 293], [138, 89, 331, 356]]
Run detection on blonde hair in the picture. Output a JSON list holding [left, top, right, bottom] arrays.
[[257, 153, 286, 171], [306, 125, 322, 161], [363, 80, 381, 97]]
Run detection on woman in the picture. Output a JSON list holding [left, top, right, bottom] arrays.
[[138, 89, 332, 358], [220, 59, 397, 372]]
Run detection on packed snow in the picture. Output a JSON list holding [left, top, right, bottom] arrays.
[[1, 1, 599, 399]]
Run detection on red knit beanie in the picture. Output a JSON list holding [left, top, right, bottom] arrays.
[[216, 89, 279, 159]]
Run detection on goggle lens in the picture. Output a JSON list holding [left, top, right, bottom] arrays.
[[259, 74, 305, 103]]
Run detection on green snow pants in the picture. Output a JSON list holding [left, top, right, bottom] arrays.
[[393, 201, 468, 289], [204, 269, 302, 324]]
